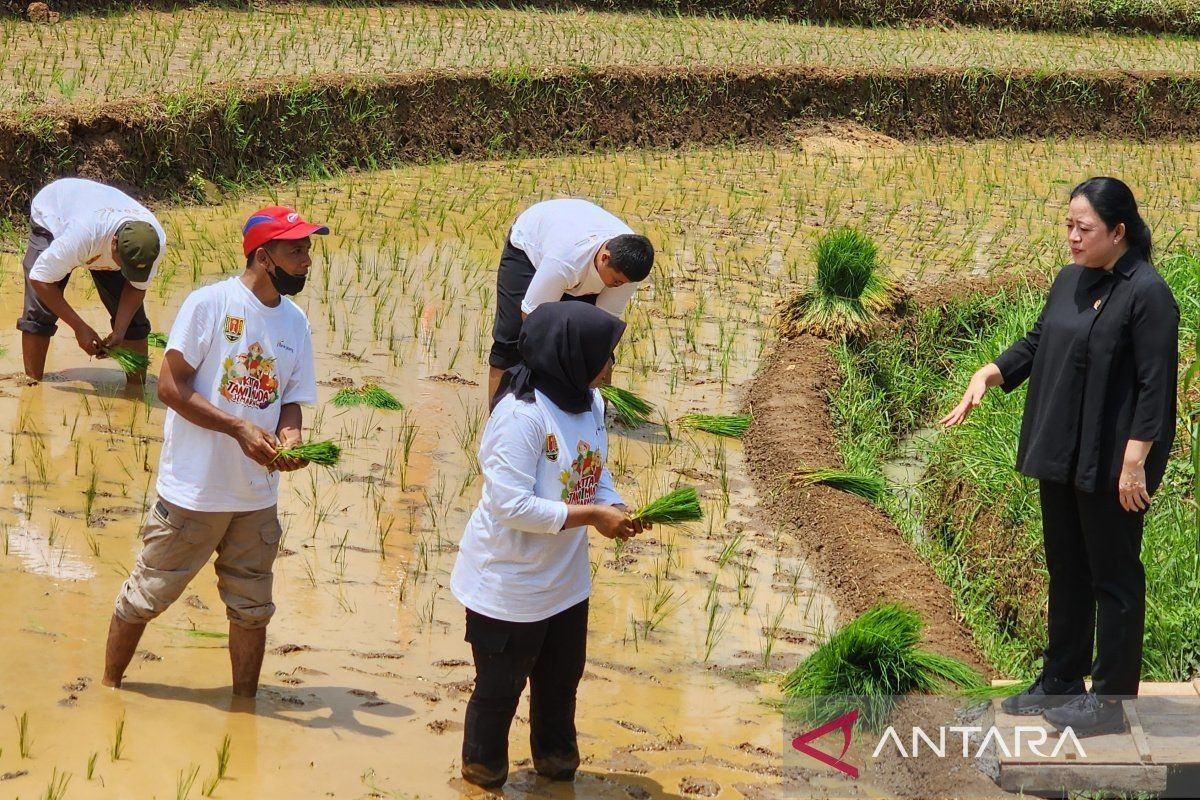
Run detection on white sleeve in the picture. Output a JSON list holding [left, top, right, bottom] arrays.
[[165, 290, 215, 370], [520, 257, 576, 315], [282, 324, 317, 406], [595, 281, 638, 317], [28, 224, 91, 284], [480, 405, 570, 534]]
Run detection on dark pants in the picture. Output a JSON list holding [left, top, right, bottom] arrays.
[[1039, 480, 1146, 697], [489, 238, 597, 370], [17, 225, 151, 340], [462, 599, 588, 782]]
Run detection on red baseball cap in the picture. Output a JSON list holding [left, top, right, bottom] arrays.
[[242, 206, 330, 257]]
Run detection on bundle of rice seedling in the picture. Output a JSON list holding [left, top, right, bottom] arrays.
[[632, 486, 702, 525], [330, 384, 403, 410], [146, 332, 168, 348], [273, 439, 341, 466], [779, 227, 902, 339], [791, 468, 886, 502], [103, 345, 151, 374], [599, 384, 655, 427], [781, 603, 985, 730], [676, 413, 752, 438]]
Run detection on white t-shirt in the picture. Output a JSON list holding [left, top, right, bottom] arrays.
[[156, 277, 317, 513], [450, 389, 623, 623], [29, 178, 165, 291], [509, 199, 639, 317]]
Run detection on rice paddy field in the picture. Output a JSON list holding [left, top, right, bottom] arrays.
[[3, 5, 1200, 110]]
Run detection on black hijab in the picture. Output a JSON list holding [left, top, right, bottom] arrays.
[[493, 302, 626, 414]]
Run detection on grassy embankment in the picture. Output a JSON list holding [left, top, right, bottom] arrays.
[[832, 252, 1200, 680]]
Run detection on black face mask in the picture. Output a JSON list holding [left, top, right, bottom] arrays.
[[265, 254, 307, 296]]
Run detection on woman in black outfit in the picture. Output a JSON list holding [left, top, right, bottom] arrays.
[[942, 177, 1178, 736]]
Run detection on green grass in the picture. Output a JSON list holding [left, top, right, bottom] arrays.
[[829, 251, 1200, 681], [780, 227, 898, 338], [677, 413, 752, 438], [781, 603, 985, 730], [633, 486, 703, 525], [600, 384, 656, 427]]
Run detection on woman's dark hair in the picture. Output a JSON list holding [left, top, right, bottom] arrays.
[[607, 234, 654, 282], [1070, 177, 1152, 261]]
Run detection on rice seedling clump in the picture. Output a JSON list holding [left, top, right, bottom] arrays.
[[331, 384, 403, 410], [780, 227, 900, 339], [633, 486, 703, 525], [791, 467, 886, 502], [274, 440, 342, 466], [600, 384, 655, 427], [103, 345, 151, 374], [781, 603, 984, 729], [147, 332, 168, 348], [677, 413, 752, 438]]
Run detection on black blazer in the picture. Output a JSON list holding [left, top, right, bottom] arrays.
[[993, 251, 1179, 494]]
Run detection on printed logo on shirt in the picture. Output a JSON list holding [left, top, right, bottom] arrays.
[[277, 339, 295, 353], [223, 315, 245, 343], [219, 342, 280, 410], [545, 433, 559, 462], [560, 440, 602, 505]]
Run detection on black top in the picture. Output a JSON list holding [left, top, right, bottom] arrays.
[[993, 251, 1179, 494]]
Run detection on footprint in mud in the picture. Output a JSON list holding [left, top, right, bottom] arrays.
[[678, 776, 720, 797]]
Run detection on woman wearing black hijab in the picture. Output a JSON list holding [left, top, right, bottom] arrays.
[[943, 177, 1178, 736], [450, 302, 648, 789]]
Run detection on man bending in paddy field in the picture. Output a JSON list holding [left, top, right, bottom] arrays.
[[102, 206, 327, 698], [488, 198, 654, 402], [18, 178, 166, 385]]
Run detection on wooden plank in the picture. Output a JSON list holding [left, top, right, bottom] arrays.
[[1122, 700, 1153, 763], [1001, 764, 1167, 793]]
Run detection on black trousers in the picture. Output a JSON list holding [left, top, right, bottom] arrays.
[[1039, 480, 1146, 697], [17, 225, 151, 340], [489, 237, 597, 370], [462, 599, 588, 780]]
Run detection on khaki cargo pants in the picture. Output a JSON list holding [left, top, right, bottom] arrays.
[[115, 498, 283, 630]]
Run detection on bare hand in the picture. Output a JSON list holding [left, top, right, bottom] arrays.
[[592, 505, 641, 541], [101, 329, 128, 350], [940, 372, 989, 427], [234, 421, 278, 467], [613, 504, 651, 534], [1118, 461, 1151, 512], [272, 429, 307, 473], [74, 324, 104, 357]]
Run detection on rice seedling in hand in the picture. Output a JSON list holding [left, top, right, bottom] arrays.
[[779, 227, 900, 339], [677, 413, 752, 438], [781, 603, 984, 730], [146, 332, 168, 348], [103, 345, 151, 374], [792, 467, 886, 502], [600, 384, 655, 427], [273, 439, 342, 466], [633, 486, 703, 525]]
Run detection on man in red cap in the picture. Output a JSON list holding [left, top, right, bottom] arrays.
[[102, 206, 328, 699]]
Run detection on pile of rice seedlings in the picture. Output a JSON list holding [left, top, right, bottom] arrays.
[[147, 332, 168, 348], [331, 384, 403, 410], [676, 413, 752, 438], [633, 486, 703, 525], [103, 345, 151, 374], [600, 384, 655, 427], [792, 467, 886, 502], [781, 603, 985, 730], [779, 227, 901, 339], [273, 439, 341, 466]]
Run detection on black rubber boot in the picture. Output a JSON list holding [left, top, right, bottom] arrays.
[[461, 762, 508, 790], [999, 673, 1085, 716]]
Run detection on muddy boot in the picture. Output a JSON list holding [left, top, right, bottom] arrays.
[[461, 761, 507, 790], [533, 751, 578, 782], [1000, 672, 1084, 716]]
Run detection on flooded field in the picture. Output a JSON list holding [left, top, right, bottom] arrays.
[[4, 4, 1200, 110], [3, 136, 1200, 798]]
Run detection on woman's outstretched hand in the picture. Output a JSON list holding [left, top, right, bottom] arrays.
[[940, 364, 1002, 427]]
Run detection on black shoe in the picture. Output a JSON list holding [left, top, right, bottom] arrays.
[[1043, 691, 1127, 737], [533, 752, 579, 781], [461, 762, 508, 790], [999, 673, 1085, 716]]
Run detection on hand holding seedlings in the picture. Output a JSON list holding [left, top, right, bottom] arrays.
[[270, 428, 307, 473], [74, 322, 104, 356], [234, 420, 278, 467], [940, 362, 1003, 426]]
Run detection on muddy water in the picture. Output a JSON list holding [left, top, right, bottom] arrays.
[[4, 135, 1199, 798]]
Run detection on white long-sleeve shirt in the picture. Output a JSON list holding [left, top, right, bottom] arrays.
[[450, 389, 622, 622], [29, 178, 165, 291], [509, 198, 639, 317]]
